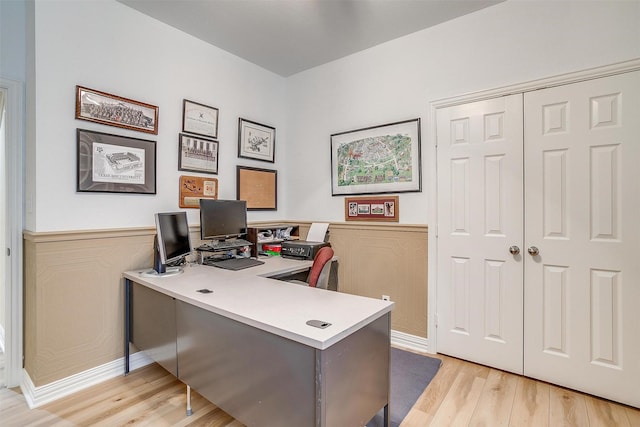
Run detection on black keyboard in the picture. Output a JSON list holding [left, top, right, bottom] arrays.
[[207, 257, 265, 271]]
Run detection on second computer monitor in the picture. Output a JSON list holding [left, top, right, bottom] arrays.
[[200, 199, 247, 241]]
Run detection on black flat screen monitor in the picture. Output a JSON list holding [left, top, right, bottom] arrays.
[[200, 199, 247, 241], [153, 211, 192, 275]]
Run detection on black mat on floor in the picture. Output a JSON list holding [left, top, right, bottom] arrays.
[[366, 347, 442, 427]]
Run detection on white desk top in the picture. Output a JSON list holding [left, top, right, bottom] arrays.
[[124, 257, 394, 350]]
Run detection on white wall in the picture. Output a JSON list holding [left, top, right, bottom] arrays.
[[285, 0, 640, 224], [30, 0, 288, 231]]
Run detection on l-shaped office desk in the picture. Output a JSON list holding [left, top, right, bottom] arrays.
[[123, 257, 394, 427]]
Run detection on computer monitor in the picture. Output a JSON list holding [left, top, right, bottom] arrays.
[[150, 211, 192, 276], [200, 199, 247, 242]]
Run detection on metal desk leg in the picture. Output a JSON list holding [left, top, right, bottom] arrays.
[[186, 385, 193, 416], [124, 278, 131, 375], [383, 403, 389, 427]]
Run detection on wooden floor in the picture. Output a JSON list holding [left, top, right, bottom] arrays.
[[1, 352, 639, 426]]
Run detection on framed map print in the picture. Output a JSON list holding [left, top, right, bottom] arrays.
[[330, 118, 421, 195]]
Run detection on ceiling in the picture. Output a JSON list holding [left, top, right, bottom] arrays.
[[117, 0, 503, 77]]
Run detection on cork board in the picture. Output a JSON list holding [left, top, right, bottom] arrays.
[[179, 175, 218, 208], [236, 166, 277, 210]]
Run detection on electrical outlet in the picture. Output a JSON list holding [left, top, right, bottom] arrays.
[[382, 295, 390, 301]]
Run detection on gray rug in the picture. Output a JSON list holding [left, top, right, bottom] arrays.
[[366, 347, 442, 427]]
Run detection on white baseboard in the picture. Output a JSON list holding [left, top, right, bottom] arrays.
[[19, 330, 429, 408], [21, 351, 154, 409]]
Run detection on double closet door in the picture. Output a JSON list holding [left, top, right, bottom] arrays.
[[435, 70, 640, 408]]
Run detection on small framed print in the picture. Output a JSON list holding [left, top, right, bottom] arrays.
[[238, 118, 275, 163], [182, 99, 219, 138], [345, 196, 399, 222], [77, 128, 156, 194], [76, 86, 158, 134], [178, 133, 219, 174]]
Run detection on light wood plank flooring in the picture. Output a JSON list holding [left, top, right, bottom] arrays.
[[1, 352, 638, 426]]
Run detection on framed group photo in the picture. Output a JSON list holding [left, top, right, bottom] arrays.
[[182, 99, 219, 139], [77, 128, 156, 194], [178, 133, 219, 174], [75, 86, 158, 134], [238, 118, 275, 163], [331, 118, 421, 196]]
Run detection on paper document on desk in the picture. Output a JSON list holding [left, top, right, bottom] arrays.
[[307, 222, 329, 242]]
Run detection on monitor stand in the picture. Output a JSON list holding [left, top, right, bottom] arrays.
[[141, 266, 183, 278]]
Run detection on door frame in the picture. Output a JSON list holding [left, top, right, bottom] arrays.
[[1, 77, 24, 388], [428, 58, 640, 354]]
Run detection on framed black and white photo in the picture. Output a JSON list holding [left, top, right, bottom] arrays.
[[76, 86, 159, 134], [331, 118, 421, 195], [77, 128, 156, 194], [182, 99, 219, 138], [178, 133, 219, 174], [238, 118, 275, 163]]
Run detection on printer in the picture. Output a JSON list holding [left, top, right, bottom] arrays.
[[281, 241, 330, 260]]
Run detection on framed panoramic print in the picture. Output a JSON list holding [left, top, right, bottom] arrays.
[[182, 99, 219, 138], [178, 133, 219, 174], [238, 118, 275, 163], [77, 128, 156, 194], [237, 166, 277, 210], [345, 196, 399, 222], [331, 118, 421, 196], [75, 86, 158, 134]]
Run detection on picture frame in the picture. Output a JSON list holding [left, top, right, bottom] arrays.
[[238, 118, 275, 163], [77, 128, 156, 194], [75, 86, 158, 134], [345, 196, 399, 222], [179, 175, 218, 208], [182, 99, 219, 138], [331, 118, 421, 196], [236, 166, 277, 210], [178, 133, 219, 174]]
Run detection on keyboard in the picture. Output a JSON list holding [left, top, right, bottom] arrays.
[[206, 257, 265, 271], [200, 239, 253, 251]]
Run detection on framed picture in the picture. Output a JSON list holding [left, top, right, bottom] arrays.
[[331, 118, 421, 195], [182, 99, 219, 138], [77, 128, 156, 194], [178, 133, 219, 174], [237, 166, 277, 210], [75, 86, 158, 134], [179, 175, 218, 208], [238, 118, 275, 163], [345, 196, 399, 222]]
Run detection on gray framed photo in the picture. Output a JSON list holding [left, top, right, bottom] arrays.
[[178, 133, 219, 174], [238, 118, 275, 163], [77, 128, 156, 194], [75, 86, 158, 134], [331, 118, 421, 195], [182, 99, 219, 138]]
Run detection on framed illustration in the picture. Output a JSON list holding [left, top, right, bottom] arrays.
[[238, 118, 275, 162], [331, 118, 421, 196], [179, 175, 218, 208], [345, 196, 399, 222], [77, 128, 156, 194], [75, 86, 158, 134], [182, 99, 219, 138], [236, 166, 277, 210], [178, 133, 219, 174]]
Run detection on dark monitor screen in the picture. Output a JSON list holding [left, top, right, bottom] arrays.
[[155, 212, 192, 267], [200, 199, 247, 241]]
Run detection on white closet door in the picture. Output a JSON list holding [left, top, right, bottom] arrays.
[[524, 71, 640, 408], [436, 94, 524, 374]]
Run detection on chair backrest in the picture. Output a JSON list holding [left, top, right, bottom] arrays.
[[307, 246, 334, 288]]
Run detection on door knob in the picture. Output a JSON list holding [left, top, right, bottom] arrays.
[[509, 246, 520, 255], [528, 246, 540, 256]]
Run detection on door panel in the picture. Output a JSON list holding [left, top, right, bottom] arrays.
[[524, 71, 640, 408], [436, 94, 524, 374]]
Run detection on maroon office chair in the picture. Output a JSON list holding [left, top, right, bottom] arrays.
[[290, 246, 338, 291]]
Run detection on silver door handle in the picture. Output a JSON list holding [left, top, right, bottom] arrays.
[[528, 246, 539, 256], [509, 246, 520, 255]]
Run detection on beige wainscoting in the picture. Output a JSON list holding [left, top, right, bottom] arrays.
[[23, 222, 427, 387]]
